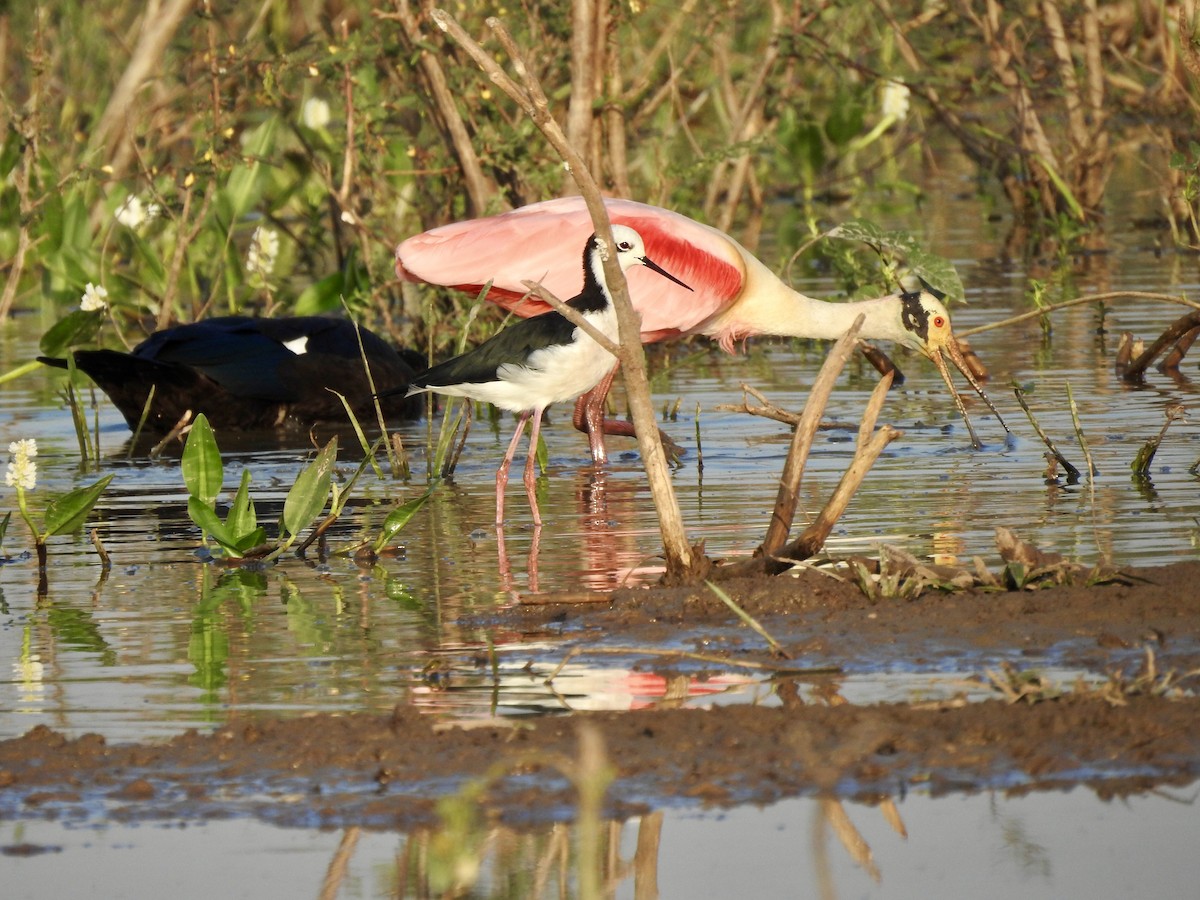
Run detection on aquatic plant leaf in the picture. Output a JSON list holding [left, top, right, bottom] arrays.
[[282, 437, 337, 539], [181, 414, 222, 508], [39, 309, 105, 357], [293, 269, 347, 316], [187, 497, 242, 556], [0, 124, 21, 179], [216, 116, 279, 228], [373, 489, 433, 553], [40, 474, 114, 537], [824, 96, 865, 148], [232, 527, 268, 554], [225, 468, 257, 538]]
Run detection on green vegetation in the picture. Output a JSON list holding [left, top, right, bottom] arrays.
[[2, 1, 1196, 355]]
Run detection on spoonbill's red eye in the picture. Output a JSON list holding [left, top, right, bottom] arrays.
[[933, 316, 946, 328]]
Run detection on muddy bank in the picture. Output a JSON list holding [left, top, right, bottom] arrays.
[[1, 560, 1198, 831]]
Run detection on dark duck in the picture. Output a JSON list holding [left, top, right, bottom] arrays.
[[39, 316, 425, 435]]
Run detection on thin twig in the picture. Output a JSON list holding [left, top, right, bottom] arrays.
[[959, 291, 1200, 338]]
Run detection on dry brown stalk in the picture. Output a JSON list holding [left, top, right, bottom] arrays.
[[715, 319, 902, 579], [89, 0, 193, 176], [775, 413, 900, 570], [761, 315, 866, 557], [386, 1, 502, 216], [957, 291, 1200, 339], [431, 9, 702, 582]]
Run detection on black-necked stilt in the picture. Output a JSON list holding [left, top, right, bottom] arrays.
[[39, 315, 425, 435], [397, 196, 1008, 457], [404, 224, 691, 526]]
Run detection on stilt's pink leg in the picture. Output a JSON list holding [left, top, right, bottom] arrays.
[[573, 365, 619, 464], [496, 412, 531, 526], [571, 364, 685, 463], [523, 408, 544, 527]]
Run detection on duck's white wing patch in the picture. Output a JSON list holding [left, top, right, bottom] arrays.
[[283, 336, 310, 355]]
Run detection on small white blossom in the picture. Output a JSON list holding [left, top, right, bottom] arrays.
[[881, 80, 910, 121], [301, 96, 331, 130], [5, 439, 37, 491], [80, 282, 109, 312], [246, 226, 280, 281], [115, 195, 146, 228], [115, 195, 160, 229]]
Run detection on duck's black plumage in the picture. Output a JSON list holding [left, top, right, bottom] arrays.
[[39, 316, 424, 434]]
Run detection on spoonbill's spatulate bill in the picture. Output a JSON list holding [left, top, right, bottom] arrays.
[[39, 316, 424, 436], [397, 196, 1007, 457], [402, 224, 691, 526]]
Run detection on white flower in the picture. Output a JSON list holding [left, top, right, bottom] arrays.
[[6, 439, 37, 491], [115, 195, 146, 228], [246, 226, 280, 281], [881, 80, 910, 121], [114, 195, 160, 228], [301, 96, 331, 130], [80, 282, 109, 312]]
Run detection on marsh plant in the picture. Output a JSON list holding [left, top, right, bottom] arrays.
[[3, 438, 112, 575], [180, 414, 429, 562], [1, 1, 1196, 371]]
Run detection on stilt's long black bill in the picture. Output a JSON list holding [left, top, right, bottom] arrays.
[[642, 256, 693, 292]]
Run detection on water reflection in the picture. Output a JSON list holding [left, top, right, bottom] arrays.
[[8, 783, 1196, 899]]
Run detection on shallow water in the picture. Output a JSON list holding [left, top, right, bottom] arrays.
[[6, 787, 1199, 899], [2, 168, 1200, 894]]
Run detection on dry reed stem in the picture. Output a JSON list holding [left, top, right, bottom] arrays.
[[958, 291, 1200, 338], [90, 0, 193, 175], [777, 423, 901, 570], [761, 315, 866, 556], [386, 2, 501, 216]]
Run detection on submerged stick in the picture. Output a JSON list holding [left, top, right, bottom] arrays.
[[1013, 386, 1080, 481], [1120, 310, 1200, 381]]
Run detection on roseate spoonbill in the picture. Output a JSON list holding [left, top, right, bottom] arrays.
[[396, 196, 1007, 459], [400, 225, 691, 526], [39, 316, 424, 435]]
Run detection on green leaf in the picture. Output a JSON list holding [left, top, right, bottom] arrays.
[[826, 218, 888, 247], [232, 527, 268, 553], [217, 116, 280, 227], [187, 496, 243, 556], [39, 309, 105, 357], [906, 248, 965, 304], [41, 475, 114, 537], [281, 437, 337, 539], [225, 468, 257, 538], [824, 94, 865, 148], [293, 269, 346, 315], [372, 489, 434, 553], [0, 124, 22, 180], [125, 227, 167, 288], [181, 414, 222, 507]]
